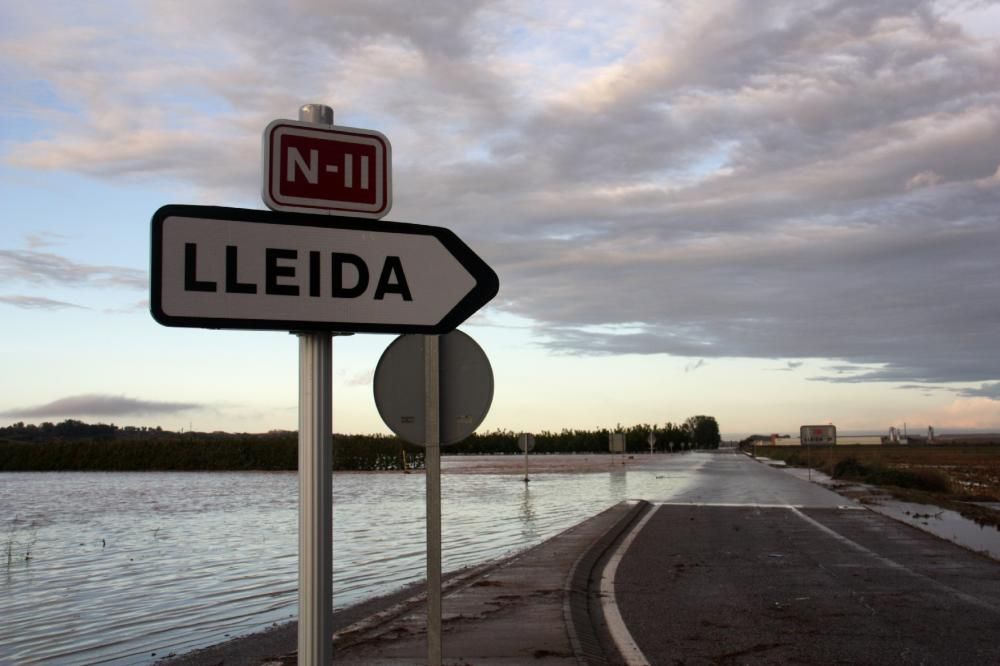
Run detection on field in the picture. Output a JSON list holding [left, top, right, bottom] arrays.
[[754, 443, 1000, 526]]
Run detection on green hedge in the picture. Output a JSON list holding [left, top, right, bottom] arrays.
[[0, 418, 721, 471], [0, 435, 425, 472]]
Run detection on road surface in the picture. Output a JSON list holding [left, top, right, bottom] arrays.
[[609, 451, 1000, 665]]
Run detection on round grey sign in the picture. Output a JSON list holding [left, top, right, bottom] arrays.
[[518, 433, 535, 452], [374, 330, 494, 446]]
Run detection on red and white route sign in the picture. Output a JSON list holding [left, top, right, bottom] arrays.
[[261, 119, 392, 218]]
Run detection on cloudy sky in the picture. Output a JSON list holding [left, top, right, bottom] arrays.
[[2, 0, 999, 437]]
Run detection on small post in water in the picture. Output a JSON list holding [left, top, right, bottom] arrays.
[[519, 433, 534, 483]]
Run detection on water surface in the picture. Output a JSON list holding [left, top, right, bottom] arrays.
[[0, 455, 700, 664]]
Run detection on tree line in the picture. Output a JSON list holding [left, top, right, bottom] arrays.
[[0, 416, 721, 471]]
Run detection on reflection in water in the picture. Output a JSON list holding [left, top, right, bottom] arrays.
[[0, 463, 687, 665], [865, 499, 1000, 559], [609, 466, 628, 500], [520, 485, 537, 541], [13, 453, 983, 664]]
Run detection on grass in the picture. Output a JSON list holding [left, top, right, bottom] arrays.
[[830, 457, 953, 493], [4, 517, 38, 568], [754, 444, 1000, 528]]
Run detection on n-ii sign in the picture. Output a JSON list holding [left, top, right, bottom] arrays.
[[151, 205, 498, 334], [262, 119, 392, 218]]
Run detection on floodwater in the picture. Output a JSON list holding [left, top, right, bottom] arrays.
[[864, 498, 1000, 559], [0, 455, 700, 665], [3, 452, 995, 664], [778, 465, 1000, 559]]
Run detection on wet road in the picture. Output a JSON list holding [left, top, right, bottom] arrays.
[[611, 452, 1000, 665], [635, 449, 849, 507]]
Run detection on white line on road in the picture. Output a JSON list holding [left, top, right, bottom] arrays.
[[788, 506, 1000, 615], [600, 505, 658, 666], [655, 501, 865, 510]]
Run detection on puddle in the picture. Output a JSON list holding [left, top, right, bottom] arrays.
[[776, 465, 1000, 560], [863, 498, 1000, 560]]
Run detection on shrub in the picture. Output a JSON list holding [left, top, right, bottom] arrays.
[[832, 457, 951, 493]]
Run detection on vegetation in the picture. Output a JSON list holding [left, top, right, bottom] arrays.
[[753, 444, 1000, 499], [445, 417, 720, 455], [830, 457, 952, 493], [0, 416, 723, 471], [0, 422, 425, 472], [754, 444, 1000, 528]]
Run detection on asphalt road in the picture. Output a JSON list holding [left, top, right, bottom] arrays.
[[612, 452, 1000, 665]]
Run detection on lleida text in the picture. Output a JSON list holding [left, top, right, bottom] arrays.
[[183, 243, 412, 300]]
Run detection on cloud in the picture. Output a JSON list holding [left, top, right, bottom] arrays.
[[102, 298, 150, 314], [0, 249, 146, 289], [906, 170, 942, 190], [0, 294, 85, 310], [25, 232, 67, 249], [1, 394, 200, 418], [342, 370, 375, 388], [2, 0, 1000, 392], [685, 359, 706, 373], [957, 382, 1000, 401]]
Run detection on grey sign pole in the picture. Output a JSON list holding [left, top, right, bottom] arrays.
[[296, 103, 334, 666], [424, 335, 442, 665], [523, 435, 529, 483], [518, 433, 534, 483], [373, 330, 495, 666]]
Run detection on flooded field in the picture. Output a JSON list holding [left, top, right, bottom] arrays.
[[0, 454, 696, 664], [4, 452, 995, 664]]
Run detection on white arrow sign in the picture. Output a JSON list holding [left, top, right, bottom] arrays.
[[151, 205, 498, 333]]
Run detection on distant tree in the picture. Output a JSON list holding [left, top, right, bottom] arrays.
[[685, 415, 721, 449]]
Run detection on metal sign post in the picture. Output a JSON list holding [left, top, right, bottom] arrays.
[[424, 335, 442, 666], [151, 101, 498, 666], [298, 329, 332, 665], [518, 433, 535, 483], [523, 435, 529, 483], [525, 442, 529, 482], [296, 103, 335, 666], [373, 331, 494, 666]]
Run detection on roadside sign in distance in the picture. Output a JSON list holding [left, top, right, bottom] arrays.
[[262, 119, 391, 219], [518, 433, 535, 452], [800, 424, 837, 446], [374, 331, 494, 447], [150, 205, 498, 334]]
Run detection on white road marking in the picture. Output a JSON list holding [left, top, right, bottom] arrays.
[[658, 501, 807, 508], [600, 505, 658, 666], [788, 506, 1000, 615], [654, 502, 864, 510]]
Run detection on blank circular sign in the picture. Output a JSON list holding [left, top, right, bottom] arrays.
[[374, 330, 494, 446]]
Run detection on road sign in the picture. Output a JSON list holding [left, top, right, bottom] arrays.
[[518, 433, 535, 452], [609, 432, 626, 453], [262, 119, 391, 218], [800, 424, 837, 445], [373, 331, 493, 446], [150, 204, 498, 334]]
